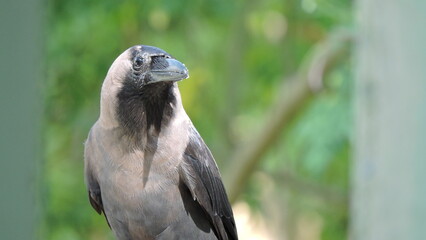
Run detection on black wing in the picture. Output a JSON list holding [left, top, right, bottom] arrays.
[[85, 133, 111, 229], [87, 172, 111, 229], [179, 126, 238, 240]]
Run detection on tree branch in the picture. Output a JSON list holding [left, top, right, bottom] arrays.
[[224, 28, 353, 203], [274, 170, 348, 207]]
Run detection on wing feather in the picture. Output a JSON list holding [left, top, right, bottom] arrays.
[[180, 126, 238, 240], [85, 132, 111, 229]]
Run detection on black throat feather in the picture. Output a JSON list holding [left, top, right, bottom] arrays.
[[116, 79, 176, 139]]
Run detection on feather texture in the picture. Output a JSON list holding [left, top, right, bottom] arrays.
[[180, 126, 238, 240]]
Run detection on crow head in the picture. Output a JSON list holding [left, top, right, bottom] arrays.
[[129, 45, 189, 86], [99, 45, 189, 133]]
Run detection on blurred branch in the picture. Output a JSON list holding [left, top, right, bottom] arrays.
[[224, 28, 353, 203], [274, 170, 348, 207], [220, 0, 255, 159]]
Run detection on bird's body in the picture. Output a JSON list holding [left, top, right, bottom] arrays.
[[84, 45, 237, 240]]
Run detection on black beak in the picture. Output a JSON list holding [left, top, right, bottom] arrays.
[[149, 58, 189, 83]]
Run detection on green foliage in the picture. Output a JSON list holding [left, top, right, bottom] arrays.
[[45, 0, 352, 239]]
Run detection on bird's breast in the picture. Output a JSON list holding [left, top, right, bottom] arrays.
[[92, 114, 191, 237], [99, 155, 184, 238]]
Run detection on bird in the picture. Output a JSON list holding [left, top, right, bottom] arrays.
[[84, 45, 238, 240]]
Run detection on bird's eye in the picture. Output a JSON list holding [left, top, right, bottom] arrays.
[[134, 56, 144, 69], [165, 55, 171, 59]]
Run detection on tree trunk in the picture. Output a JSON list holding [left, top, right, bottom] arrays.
[[352, 1, 426, 239], [0, 0, 43, 239]]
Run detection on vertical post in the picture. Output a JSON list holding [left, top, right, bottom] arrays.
[[352, 0, 426, 239], [0, 0, 43, 239]]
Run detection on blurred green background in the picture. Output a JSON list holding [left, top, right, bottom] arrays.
[[43, 0, 352, 239], [4, 0, 426, 239]]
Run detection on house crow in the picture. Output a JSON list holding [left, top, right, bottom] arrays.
[[84, 45, 238, 240]]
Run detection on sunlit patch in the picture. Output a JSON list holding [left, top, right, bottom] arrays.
[[262, 11, 287, 43], [302, 0, 317, 13], [233, 201, 274, 240], [149, 9, 170, 31], [295, 211, 323, 240]]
